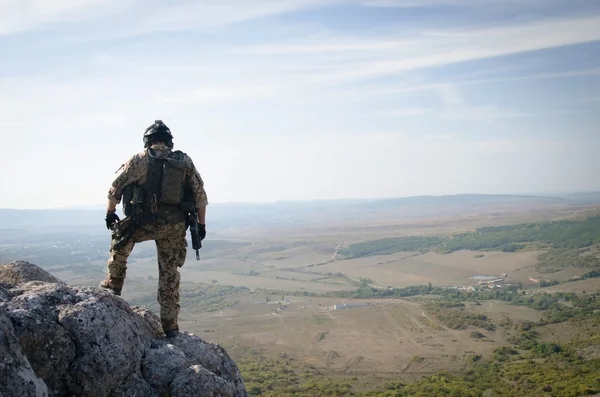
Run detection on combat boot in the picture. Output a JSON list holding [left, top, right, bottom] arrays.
[[99, 277, 124, 296], [162, 320, 179, 338], [165, 328, 179, 338]]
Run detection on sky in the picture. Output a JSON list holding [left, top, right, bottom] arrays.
[[1, 0, 599, 209]]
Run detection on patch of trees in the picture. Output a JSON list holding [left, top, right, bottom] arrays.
[[536, 248, 600, 273], [338, 236, 444, 258], [470, 331, 486, 339], [238, 357, 354, 397], [324, 283, 436, 299], [338, 216, 600, 261], [423, 301, 496, 331], [581, 269, 600, 279], [439, 289, 600, 324]]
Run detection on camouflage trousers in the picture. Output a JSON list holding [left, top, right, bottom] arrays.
[[107, 221, 188, 332]]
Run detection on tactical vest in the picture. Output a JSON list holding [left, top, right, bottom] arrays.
[[122, 149, 188, 224]]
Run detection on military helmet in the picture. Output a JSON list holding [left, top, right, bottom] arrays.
[[143, 120, 174, 148]]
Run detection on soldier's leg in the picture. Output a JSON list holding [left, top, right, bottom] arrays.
[[155, 223, 188, 334], [100, 225, 153, 295], [100, 237, 135, 295]]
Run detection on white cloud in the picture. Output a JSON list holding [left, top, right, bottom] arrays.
[[357, 68, 600, 98], [363, 0, 550, 7], [374, 107, 433, 117], [160, 85, 278, 105], [437, 86, 464, 106], [434, 85, 536, 121], [0, 0, 129, 34], [142, 0, 334, 31], [363, 0, 475, 7], [0, 0, 341, 36], [441, 105, 534, 121], [241, 15, 600, 84], [423, 133, 456, 140], [461, 138, 566, 154], [234, 40, 407, 55]]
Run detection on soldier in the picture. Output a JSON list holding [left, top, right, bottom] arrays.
[[99, 120, 208, 338]]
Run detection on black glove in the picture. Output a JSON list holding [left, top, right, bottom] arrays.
[[105, 212, 120, 230], [198, 224, 206, 241]]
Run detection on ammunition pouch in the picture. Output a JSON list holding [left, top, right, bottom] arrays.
[[180, 199, 195, 217], [122, 185, 145, 219], [111, 217, 136, 250]]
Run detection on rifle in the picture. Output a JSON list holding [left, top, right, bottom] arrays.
[[186, 209, 202, 260], [181, 186, 202, 260]]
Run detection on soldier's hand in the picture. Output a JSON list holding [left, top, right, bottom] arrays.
[[198, 224, 206, 240], [105, 212, 120, 230]]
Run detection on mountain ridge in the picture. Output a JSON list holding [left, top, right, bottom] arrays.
[[6, 191, 600, 211], [1, 192, 598, 230]]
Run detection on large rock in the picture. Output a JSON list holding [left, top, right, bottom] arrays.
[[0, 309, 48, 397], [0, 260, 61, 285], [0, 261, 248, 397]]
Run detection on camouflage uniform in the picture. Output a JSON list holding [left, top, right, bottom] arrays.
[[104, 143, 208, 333]]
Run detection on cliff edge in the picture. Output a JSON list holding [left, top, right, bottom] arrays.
[[0, 260, 248, 397]]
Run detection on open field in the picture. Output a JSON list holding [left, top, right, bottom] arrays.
[[257, 269, 327, 281], [180, 295, 546, 380], [181, 270, 355, 293], [185, 298, 492, 373], [261, 252, 335, 268], [466, 301, 544, 323], [314, 250, 544, 287]]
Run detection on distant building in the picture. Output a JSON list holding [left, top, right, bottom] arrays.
[[333, 302, 371, 311], [478, 278, 504, 285]]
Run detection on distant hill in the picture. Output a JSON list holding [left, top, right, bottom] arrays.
[[0, 208, 104, 229], [0, 193, 597, 232], [358, 193, 568, 209], [554, 191, 600, 203]]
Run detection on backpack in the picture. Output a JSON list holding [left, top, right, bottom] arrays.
[[122, 149, 189, 223]]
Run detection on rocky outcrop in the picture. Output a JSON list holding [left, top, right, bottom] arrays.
[[0, 260, 248, 397], [0, 260, 62, 285]]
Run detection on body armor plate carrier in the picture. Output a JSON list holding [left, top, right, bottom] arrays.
[[122, 149, 188, 225]]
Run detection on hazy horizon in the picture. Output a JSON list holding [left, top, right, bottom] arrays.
[[2, 1, 599, 209], [1, 189, 599, 211]]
